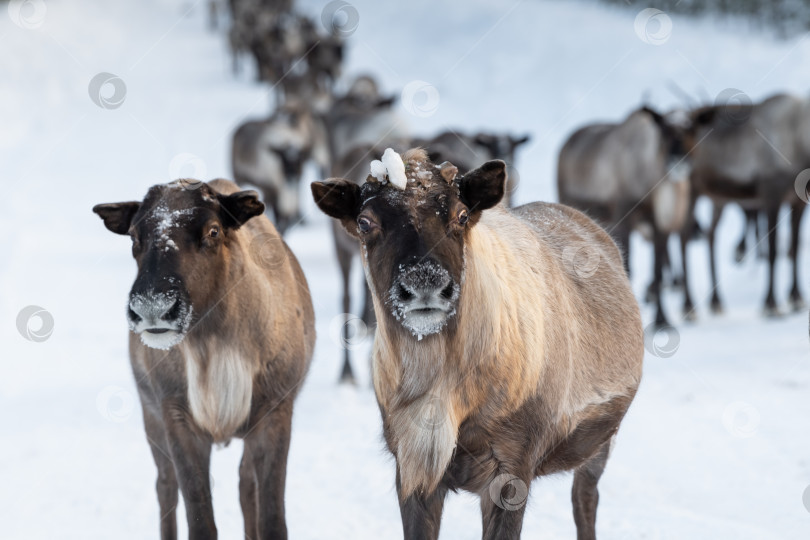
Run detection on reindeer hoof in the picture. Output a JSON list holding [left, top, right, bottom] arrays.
[[790, 297, 806, 312], [339, 374, 358, 386], [710, 301, 724, 315], [682, 309, 698, 322], [734, 250, 745, 264]]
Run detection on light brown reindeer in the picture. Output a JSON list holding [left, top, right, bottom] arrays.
[[312, 149, 643, 539], [93, 179, 314, 539]]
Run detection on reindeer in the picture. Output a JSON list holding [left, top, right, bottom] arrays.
[[93, 179, 314, 539], [231, 98, 330, 235], [557, 106, 691, 327], [679, 93, 808, 317], [228, 0, 292, 77], [416, 130, 531, 206], [324, 128, 530, 383], [324, 75, 403, 164], [312, 148, 643, 539]]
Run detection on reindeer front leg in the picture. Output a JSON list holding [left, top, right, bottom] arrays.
[[243, 402, 293, 540], [479, 472, 531, 540], [161, 399, 216, 540], [396, 467, 448, 540]]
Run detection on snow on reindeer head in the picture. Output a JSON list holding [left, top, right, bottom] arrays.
[[312, 148, 506, 339]]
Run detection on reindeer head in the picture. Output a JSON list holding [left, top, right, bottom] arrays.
[[312, 149, 505, 339], [93, 182, 264, 349]]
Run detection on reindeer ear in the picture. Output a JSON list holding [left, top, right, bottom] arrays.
[[473, 133, 496, 149], [641, 106, 666, 127], [311, 180, 361, 234], [93, 202, 141, 235], [511, 134, 531, 147], [218, 190, 265, 229], [376, 95, 396, 108], [458, 160, 505, 214]]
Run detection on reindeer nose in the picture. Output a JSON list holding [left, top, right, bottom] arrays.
[[128, 293, 180, 325], [397, 263, 455, 302]]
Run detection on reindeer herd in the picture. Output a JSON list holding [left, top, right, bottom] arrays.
[[89, 1, 810, 538]]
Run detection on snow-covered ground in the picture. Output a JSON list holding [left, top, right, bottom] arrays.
[[1, 0, 809, 537]]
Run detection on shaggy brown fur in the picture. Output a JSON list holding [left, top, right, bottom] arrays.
[[312, 149, 643, 539], [93, 179, 314, 539]]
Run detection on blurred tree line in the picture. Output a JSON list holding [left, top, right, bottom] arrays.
[[598, 0, 810, 36]]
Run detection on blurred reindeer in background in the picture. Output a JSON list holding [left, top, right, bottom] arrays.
[[679, 92, 809, 317], [320, 76, 410, 383], [231, 97, 330, 235], [228, 0, 292, 77], [231, 73, 408, 382], [413, 131, 531, 206], [558, 106, 692, 328], [227, 0, 343, 105]]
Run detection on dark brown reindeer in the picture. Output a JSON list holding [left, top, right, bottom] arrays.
[[557, 106, 692, 327], [679, 93, 808, 317], [93, 179, 314, 539], [312, 148, 643, 539]]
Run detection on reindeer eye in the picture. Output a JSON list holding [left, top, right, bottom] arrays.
[[209, 226, 220, 238], [357, 217, 372, 234], [458, 209, 469, 225]]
